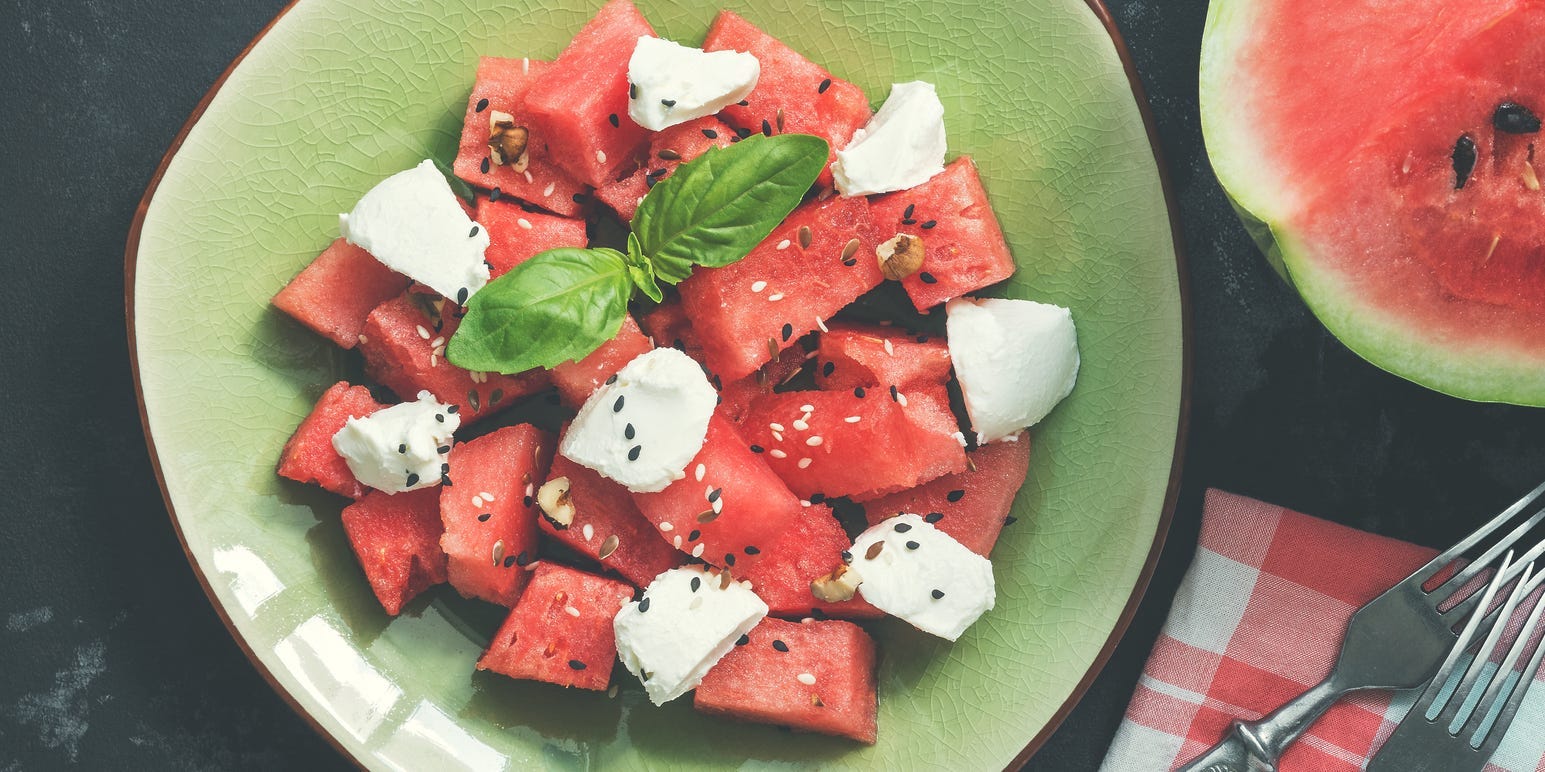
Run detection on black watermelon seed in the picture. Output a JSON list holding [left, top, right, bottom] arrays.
[[489, 187, 502, 202], [613, 395, 626, 412], [946, 489, 965, 502], [1004, 515, 1019, 526], [478, 513, 492, 522], [903, 203, 915, 220], [919, 272, 938, 284], [475, 97, 489, 112], [569, 660, 587, 670], [703, 128, 719, 139], [503, 555, 517, 568], [690, 576, 701, 592], [818, 78, 832, 94], [406, 473, 420, 486], [1494, 102, 1541, 134], [688, 529, 701, 541], [921, 220, 938, 229], [905, 540, 920, 550], [781, 323, 794, 341], [625, 423, 635, 440], [744, 545, 760, 555], [725, 553, 737, 566], [840, 550, 853, 563], [736, 127, 752, 139], [924, 512, 944, 523], [608, 113, 620, 127], [605, 373, 619, 385], [772, 639, 789, 652], [809, 493, 826, 504], [479, 157, 490, 174], [708, 488, 722, 503], [638, 597, 651, 613], [736, 634, 750, 646], [931, 589, 945, 599], [627, 445, 642, 461], [489, 388, 503, 405], [761, 119, 773, 137], [894, 522, 912, 532], [749, 444, 765, 453], [821, 361, 835, 377], [854, 387, 866, 398], [1453, 134, 1477, 189]]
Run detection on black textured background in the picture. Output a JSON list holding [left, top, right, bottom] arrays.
[[4, 0, 1544, 769]]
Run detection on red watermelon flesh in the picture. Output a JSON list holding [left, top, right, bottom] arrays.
[[814, 322, 951, 391], [678, 195, 883, 380], [594, 116, 736, 222], [359, 293, 550, 424], [477, 562, 633, 691], [703, 11, 871, 189], [277, 382, 385, 499], [861, 433, 1031, 557], [636, 296, 705, 360], [475, 197, 588, 280], [439, 424, 554, 607], [717, 345, 810, 424], [550, 314, 653, 409], [740, 387, 966, 500], [869, 157, 1015, 310], [340, 487, 447, 615], [740, 503, 882, 619], [453, 56, 587, 217], [540, 455, 684, 587], [272, 238, 411, 350], [631, 415, 802, 571], [523, 0, 654, 188], [694, 616, 878, 743]]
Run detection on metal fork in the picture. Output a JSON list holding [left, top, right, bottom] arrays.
[[1368, 553, 1545, 771], [1180, 480, 1545, 772]]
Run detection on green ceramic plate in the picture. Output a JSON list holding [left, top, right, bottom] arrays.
[[129, 0, 1186, 767]]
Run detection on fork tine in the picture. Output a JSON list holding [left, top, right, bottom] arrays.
[[1469, 573, 1545, 754], [1424, 552, 1517, 722], [1442, 562, 1533, 730], [1443, 539, 1545, 622], [1431, 507, 1545, 604], [1410, 479, 1545, 589]]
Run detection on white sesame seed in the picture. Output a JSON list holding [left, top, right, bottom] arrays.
[[673, 535, 683, 548], [695, 463, 706, 482], [705, 484, 715, 498], [431, 336, 445, 348], [522, 57, 529, 73], [712, 498, 723, 514], [769, 422, 785, 432], [796, 673, 817, 686], [358, 334, 369, 345], [660, 521, 674, 532], [597, 150, 608, 164], [582, 523, 595, 541], [430, 354, 439, 368], [776, 239, 791, 250], [806, 436, 824, 447], [518, 218, 533, 230], [883, 339, 895, 356], [1003, 433, 1021, 442], [844, 415, 862, 423], [565, 605, 580, 617], [481, 491, 496, 501], [525, 482, 534, 498], [799, 404, 814, 414], [751, 281, 767, 293], [471, 495, 484, 507], [543, 182, 556, 197], [767, 293, 784, 302], [692, 543, 705, 558], [607, 685, 618, 699], [815, 317, 828, 333], [526, 560, 542, 571], [897, 392, 909, 407], [798, 457, 813, 469], [792, 419, 809, 431], [952, 431, 967, 448], [800, 500, 811, 507], [416, 325, 431, 340], [770, 449, 788, 459], [771, 432, 784, 443], [524, 170, 534, 183]]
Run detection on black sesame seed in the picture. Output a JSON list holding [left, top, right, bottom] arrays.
[[921, 220, 938, 230], [702, 128, 719, 139], [627, 445, 642, 461], [707, 488, 722, 503], [931, 589, 945, 599], [906, 540, 920, 550], [889, 385, 899, 402], [523, 495, 533, 508], [645, 175, 658, 189], [503, 555, 517, 568], [489, 187, 502, 202], [736, 634, 750, 646], [638, 597, 651, 613], [818, 78, 832, 94], [605, 373, 619, 386], [515, 551, 531, 566], [629, 82, 637, 99], [661, 98, 676, 107], [572, 192, 589, 203], [624, 423, 635, 440], [569, 659, 587, 670], [613, 395, 626, 412], [480, 157, 491, 174], [744, 545, 760, 555], [441, 462, 451, 474], [398, 444, 408, 454], [842, 258, 857, 267], [1004, 515, 1019, 526], [749, 444, 765, 454], [738, 99, 750, 107], [735, 127, 752, 139], [810, 608, 828, 620], [761, 119, 773, 137], [821, 362, 835, 377], [437, 445, 451, 454], [406, 473, 420, 486], [919, 272, 938, 284], [809, 493, 826, 504], [946, 489, 965, 502], [457, 287, 470, 305], [781, 323, 794, 341], [608, 113, 620, 127], [924, 512, 944, 523], [435, 413, 446, 423], [840, 550, 853, 563], [725, 553, 736, 566], [647, 167, 669, 179], [478, 513, 492, 522], [690, 576, 701, 592], [688, 529, 701, 541], [894, 522, 913, 533], [772, 640, 789, 652], [446, 404, 460, 414], [442, 474, 453, 486], [854, 387, 866, 398], [903, 203, 915, 220], [901, 217, 917, 225], [475, 97, 490, 113]]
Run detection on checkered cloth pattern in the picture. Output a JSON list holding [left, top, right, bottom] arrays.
[[1100, 489, 1545, 772]]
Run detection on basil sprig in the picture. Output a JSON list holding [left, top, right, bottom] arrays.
[[446, 133, 829, 375]]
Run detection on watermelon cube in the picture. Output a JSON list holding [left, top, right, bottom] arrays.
[[523, 0, 655, 187], [862, 433, 1031, 557], [678, 195, 883, 380], [277, 382, 386, 499], [741, 504, 882, 619], [476, 197, 588, 279], [550, 314, 653, 409], [814, 322, 951, 391], [594, 116, 735, 222], [477, 562, 633, 691], [694, 617, 878, 743], [741, 387, 967, 500], [540, 455, 684, 587], [717, 345, 809, 424], [453, 56, 587, 217], [359, 293, 551, 423], [632, 415, 802, 571], [869, 157, 1015, 310], [439, 424, 554, 606], [703, 11, 871, 189], [340, 487, 447, 615], [636, 296, 705, 360], [272, 238, 412, 349]]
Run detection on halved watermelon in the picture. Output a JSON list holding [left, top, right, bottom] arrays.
[[703, 11, 871, 189], [340, 487, 447, 615], [678, 195, 882, 380], [631, 415, 801, 571], [694, 616, 878, 743], [814, 322, 951, 391], [594, 116, 736, 222], [272, 239, 411, 349], [540, 455, 684, 587], [523, 0, 654, 188], [475, 197, 587, 280], [740, 503, 882, 619], [277, 382, 385, 499], [861, 433, 1031, 556], [550, 314, 653, 409], [869, 157, 1015, 310], [359, 293, 550, 423], [1201, 0, 1545, 404], [740, 386, 967, 500], [440, 424, 554, 606], [453, 56, 587, 217], [477, 562, 633, 691]]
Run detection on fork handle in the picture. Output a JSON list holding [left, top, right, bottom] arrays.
[[1177, 677, 1349, 772]]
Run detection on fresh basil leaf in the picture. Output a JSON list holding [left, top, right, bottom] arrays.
[[445, 248, 632, 374], [625, 232, 663, 302], [632, 133, 829, 280]]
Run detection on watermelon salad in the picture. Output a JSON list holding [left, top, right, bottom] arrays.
[[272, 0, 1081, 745]]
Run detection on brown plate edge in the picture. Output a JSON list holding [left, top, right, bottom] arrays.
[[1004, 0, 1194, 768], [121, 1, 368, 769]]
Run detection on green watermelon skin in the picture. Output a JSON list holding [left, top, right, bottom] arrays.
[[869, 157, 1016, 310], [740, 503, 883, 619], [814, 322, 951, 391], [703, 11, 871, 189], [440, 424, 554, 607], [540, 455, 684, 587], [453, 57, 586, 217], [550, 315, 653, 409], [475, 197, 587, 280], [861, 433, 1031, 557], [277, 382, 384, 499], [272, 238, 411, 349], [477, 562, 634, 691], [679, 195, 883, 380], [523, 0, 654, 188], [695, 616, 878, 743], [594, 116, 735, 222], [341, 487, 447, 616]]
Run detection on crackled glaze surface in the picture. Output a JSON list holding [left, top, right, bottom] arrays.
[[131, 0, 1183, 767]]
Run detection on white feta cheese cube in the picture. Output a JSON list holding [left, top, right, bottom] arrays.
[[946, 297, 1079, 442], [613, 567, 768, 705], [832, 81, 947, 196], [851, 513, 994, 641], [331, 390, 459, 494], [627, 36, 760, 131]]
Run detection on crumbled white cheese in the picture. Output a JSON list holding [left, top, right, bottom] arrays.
[[339, 159, 490, 303], [613, 567, 768, 705], [946, 297, 1079, 442], [331, 390, 459, 494], [627, 36, 759, 131], [832, 81, 947, 196], [851, 513, 994, 641]]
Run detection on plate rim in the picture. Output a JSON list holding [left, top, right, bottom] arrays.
[[122, 0, 1192, 766]]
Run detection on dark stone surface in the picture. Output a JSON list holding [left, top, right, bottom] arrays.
[[2, 0, 1541, 769]]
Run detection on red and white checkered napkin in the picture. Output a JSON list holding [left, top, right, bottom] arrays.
[[1100, 489, 1545, 772]]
